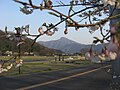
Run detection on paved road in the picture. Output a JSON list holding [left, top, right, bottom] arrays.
[[0, 64, 112, 90]]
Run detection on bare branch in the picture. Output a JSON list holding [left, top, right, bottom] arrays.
[[68, 13, 120, 27]]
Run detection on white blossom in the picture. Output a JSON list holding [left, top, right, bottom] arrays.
[[0, 68, 8, 73], [24, 25, 29, 33], [7, 64, 13, 70], [103, 0, 120, 8], [20, 7, 33, 15], [90, 55, 101, 63], [108, 0, 120, 7], [108, 51, 117, 60], [98, 54, 106, 61], [15, 59, 23, 68], [6, 34, 12, 38], [19, 59, 23, 64], [3, 68, 8, 72], [85, 52, 91, 59], [85, 52, 101, 63], [17, 41, 25, 46], [0, 68, 3, 73], [15, 64, 22, 68], [103, 0, 109, 6]]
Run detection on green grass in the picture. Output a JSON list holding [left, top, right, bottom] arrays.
[[0, 56, 93, 76], [22, 56, 54, 60], [1, 62, 77, 76], [0, 56, 13, 60], [0, 56, 54, 60]]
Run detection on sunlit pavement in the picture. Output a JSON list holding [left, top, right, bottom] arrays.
[[0, 64, 112, 90]]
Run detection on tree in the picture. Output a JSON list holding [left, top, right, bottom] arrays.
[[13, 0, 120, 46], [2, 0, 120, 89]]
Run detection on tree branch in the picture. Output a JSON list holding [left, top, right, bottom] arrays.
[[68, 13, 120, 27]]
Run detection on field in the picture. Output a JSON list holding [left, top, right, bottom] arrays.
[[0, 56, 93, 76]]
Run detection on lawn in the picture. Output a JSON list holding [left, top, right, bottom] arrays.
[[0, 56, 93, 76], [0, 56, 54, 61]]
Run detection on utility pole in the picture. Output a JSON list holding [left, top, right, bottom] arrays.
[[18, 44, 21, 74], [15, 27, 22, 74]]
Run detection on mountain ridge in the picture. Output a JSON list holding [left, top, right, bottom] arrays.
[[38, 37, 107, 54], [38, 37, 90, 54]]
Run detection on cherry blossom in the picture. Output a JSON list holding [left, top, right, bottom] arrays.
[[15, 59, 23, 68], [98, 54, 106, 61], [7, 64, 13, 70], [38, 27, 44, 35], [20, 6, 33, 15], [0, 68, 8, 73], [85, 43, 118, 63]]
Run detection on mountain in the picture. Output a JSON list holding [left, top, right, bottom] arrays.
[[0, 30, 62, 55], [38, 37, 88, 54], [38, 37, 107, 54]]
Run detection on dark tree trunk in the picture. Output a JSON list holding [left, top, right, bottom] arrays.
[[109, 5, 120, 89]]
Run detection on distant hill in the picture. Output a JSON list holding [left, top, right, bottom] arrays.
[[38, 37, 88, 53], [38, 37, 107, 54], [0, 30, 62, 55]]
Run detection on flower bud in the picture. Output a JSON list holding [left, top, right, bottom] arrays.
[[75, 0, 78, 4], [64, 28, 68, 34], [38, 27, 44, 35]]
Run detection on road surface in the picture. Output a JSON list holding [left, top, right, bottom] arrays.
[[0, 63, 112, 90]]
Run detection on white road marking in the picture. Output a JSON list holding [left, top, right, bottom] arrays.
[[16, 65, 111, 90]]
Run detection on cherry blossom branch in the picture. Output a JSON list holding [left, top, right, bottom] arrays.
[[68, 13, 120, 27], [13, 0, 104, 27], [13, 0, 120, 45]]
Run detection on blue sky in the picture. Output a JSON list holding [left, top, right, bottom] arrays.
[[0, 0, 109, 44]]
